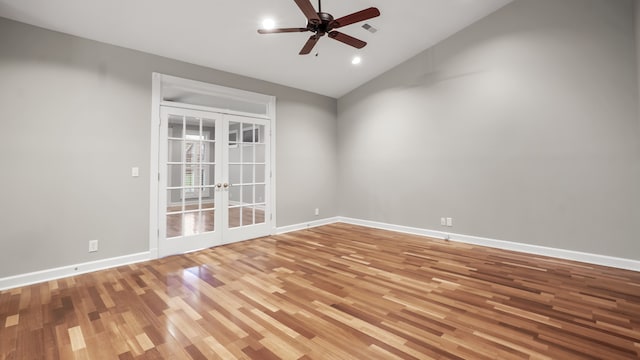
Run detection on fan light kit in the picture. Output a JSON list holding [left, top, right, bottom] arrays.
[[257, 0, 380, 55], [352, 56, 362, 65]]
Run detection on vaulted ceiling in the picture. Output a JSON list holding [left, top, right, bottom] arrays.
[[0, 0, 512, 98]]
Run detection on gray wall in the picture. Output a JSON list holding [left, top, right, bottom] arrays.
[[637, 0, 640, 129], [0, 17, 338, 277], [338, 0, 640, 259]]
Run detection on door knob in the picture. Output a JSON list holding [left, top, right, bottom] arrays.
[[223, 183, 229, 188], [216, 183, 222, 188]]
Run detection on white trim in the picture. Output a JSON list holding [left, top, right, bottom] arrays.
[[268, 98, 277, 235], [337, 217, 640, 272], [275, 217, 341, 234], [0, 252, 152, 291], [149, 73, 161, 259], [4, 218, 638, 290], [161, 101, 270, 120], [276, 216, 640, 271], [160, 74, 274, 107]]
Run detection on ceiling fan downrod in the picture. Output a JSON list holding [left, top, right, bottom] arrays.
[[318, 0, 321, 13]]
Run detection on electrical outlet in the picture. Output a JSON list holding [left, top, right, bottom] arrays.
[[440, 217, 446, 226], [314, 208, 320, 216], [89, 240, 98, 253], [446, 218, 453, 227]]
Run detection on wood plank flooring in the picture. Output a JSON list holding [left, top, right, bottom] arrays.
[[1, 223, 639, 359]]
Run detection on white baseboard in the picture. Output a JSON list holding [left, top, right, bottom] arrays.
[[275, 217, 341, 235], [337, 217, 640, 272], [3, 217, 637, 291], [0, 252, 152, 291]]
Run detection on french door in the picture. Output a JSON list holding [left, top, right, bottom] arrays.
[[158, 106, 271, 257]]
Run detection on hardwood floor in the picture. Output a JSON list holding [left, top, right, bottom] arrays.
[[1, 223, 639, 359]]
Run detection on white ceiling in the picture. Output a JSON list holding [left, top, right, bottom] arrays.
[[0, 0, 512, 98]]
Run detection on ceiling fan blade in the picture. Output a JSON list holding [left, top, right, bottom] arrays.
[[294, 0, 321, 25], [258, 28, 309, 34], [328, 31, 366, 49], [331, 7, 380, 29], [299, 35, 320, 55]]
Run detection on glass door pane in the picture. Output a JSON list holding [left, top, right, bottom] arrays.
[[227, 121, 242, 229], [160, 107, 222, 257], [167, 115, 216, 237], [224, 116, 270, 242]]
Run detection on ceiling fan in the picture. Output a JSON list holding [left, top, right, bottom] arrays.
[[257, 0, 381, 55]]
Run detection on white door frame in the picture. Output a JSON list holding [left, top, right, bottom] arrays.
[[150, 73, 276, 258]]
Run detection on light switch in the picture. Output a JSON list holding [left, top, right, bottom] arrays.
[[131, 167, 139, 177]]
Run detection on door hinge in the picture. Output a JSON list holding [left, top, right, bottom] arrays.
[[270, 213, 273, 221], [158, 172, 161, 181], [157, 229, 160, 237]]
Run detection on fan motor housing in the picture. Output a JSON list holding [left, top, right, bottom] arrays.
[[307, 12, 335, 35]]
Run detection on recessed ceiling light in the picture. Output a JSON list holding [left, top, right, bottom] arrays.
[[351, 56, 362, 65], [262, 18, 276, 30]]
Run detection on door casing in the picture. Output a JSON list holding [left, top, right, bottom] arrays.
[[150, 73, 276, 258]]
